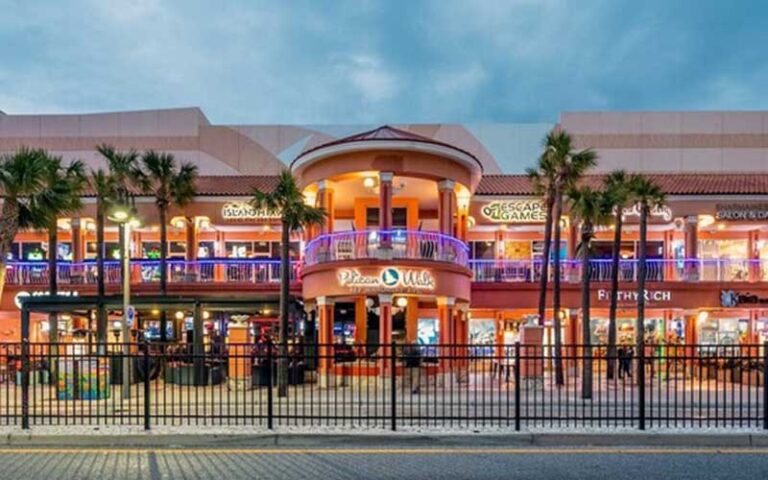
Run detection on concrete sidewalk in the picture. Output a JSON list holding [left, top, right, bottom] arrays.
[[3, 430, 768, 448]]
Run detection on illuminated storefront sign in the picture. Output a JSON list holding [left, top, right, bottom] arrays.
[[338, 267, 435, 291], [621, 204, 673, 222], [596, 289, 671, 303], [14, 290, 80, 309], [480, 200, 547, 223], [720, 290, 768, 307], [715, 204, 768, 221], [221, 201, 280, 221]]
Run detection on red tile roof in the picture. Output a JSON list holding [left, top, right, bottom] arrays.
[[475, 174, 768, 196], [291, 125, 482, 169], [72, 176, 280, 197]]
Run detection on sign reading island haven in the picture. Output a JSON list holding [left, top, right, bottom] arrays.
[[481, 199, 547, 223], [716, 204, 768, 221], [221, 201, 281, 221]]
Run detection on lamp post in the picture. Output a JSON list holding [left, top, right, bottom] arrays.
[[109, 204, 141, 400]]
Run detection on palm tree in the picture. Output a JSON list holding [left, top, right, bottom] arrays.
[[38, 156, 87, 344], [629, 174, 666, 364], [568, 185, 611, 399], [544, 130, 598, 385], [252, 170, 326, 397], [602, 170, 634, 380], [0, 148, 52, 302], [94, 145, 142, 344], [137, 151, 198, 342], [526, 154, 556, 327]]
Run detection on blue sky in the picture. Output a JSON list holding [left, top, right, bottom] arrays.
[[1, 0, 766, 124]]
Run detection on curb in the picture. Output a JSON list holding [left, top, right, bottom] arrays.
[[3, 432, 768, 448]]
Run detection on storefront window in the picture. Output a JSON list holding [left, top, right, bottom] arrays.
[[197, 241, 215, 258], [57, 242, 72, 261], [590, 317, 663, 345], [698, 317, 748, 346], [22, 242, 46, 261], [469, 241, 495, 260], [468, 319, 496, 356], [226, 241, 252, 258], [699, 239, 749, 281]]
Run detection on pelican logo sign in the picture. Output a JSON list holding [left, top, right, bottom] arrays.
[[481, 200, 547, 223], [221, 201, 281, 221], [338, 267, 435, 292]]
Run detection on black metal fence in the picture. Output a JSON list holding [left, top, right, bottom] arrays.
[[1, 342, 766, 431]]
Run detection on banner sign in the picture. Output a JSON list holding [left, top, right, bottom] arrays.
[[14, 290, 80, 309], [221, 201, 281, 221], [716, 204, 768, 221], [480, 200, 547, 223], [338, 267, 435, 292]]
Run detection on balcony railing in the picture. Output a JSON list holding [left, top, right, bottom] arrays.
[[470, 258, 763, 283], [2, 259, 300, 287], [304, 229, 469, 267]]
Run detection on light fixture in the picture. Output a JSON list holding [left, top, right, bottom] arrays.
[[175, 311, 185, 320], [696, 310, 709, 323], [203, 310, 210, 320], [111, 209, 129, 221], [129, 218, 142, 229], [151, 309, 160, 316], [85, 221, 96, 232], [365, 297, 375, 309], [363, 177, 376, 189], [198, 217, 211, 230], [173, 218, 186, 229], [698, 214, 715, 228], [41, 322, 50, 333], [717, 223, 725, 231], [396, 297, 408, 308], [263, 309, 271, 315], [112, 320, 122, 330]]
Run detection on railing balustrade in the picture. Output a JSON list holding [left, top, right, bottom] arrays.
[[2, 259, 299, 286], [304, 229, 469, 267], [470, 258, 766, 283]]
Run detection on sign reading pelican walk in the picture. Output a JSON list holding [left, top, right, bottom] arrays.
[[338, 267, 436, 292], [481, 200, 546, 223], [596, 289, 671, 303], [221, 201, 280, 221]]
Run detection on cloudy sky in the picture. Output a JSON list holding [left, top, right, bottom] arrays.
[[1, 0, 766, 124]]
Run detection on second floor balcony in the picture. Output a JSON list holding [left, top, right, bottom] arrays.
[[3, 259, 301, 287], [304, 229, 469, 267], [470, 258, 762, 284]]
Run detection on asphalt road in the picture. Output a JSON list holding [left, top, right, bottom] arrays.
[[1, 446, 768, 479]]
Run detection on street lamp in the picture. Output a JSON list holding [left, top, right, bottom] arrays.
[[109, 203, 141, 399]]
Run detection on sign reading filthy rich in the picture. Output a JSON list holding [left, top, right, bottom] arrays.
[[221, 201, 281, 221], [715, 204, 768, 221], [338, 267, 436, 292], [596, 289, 671, 303], [480, 200, 547, 223]]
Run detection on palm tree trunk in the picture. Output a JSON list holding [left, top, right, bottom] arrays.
[[537, 192, 555, 326], [96, 205, 107, 347], [637, 203, 648, 385], [277, 221, 290, 397], [607, 211, 622, 380], [48, 225, 58, 343], [552, 186, 564, 386], [580, 225, 593, 399], [159, 205, 168, 343]]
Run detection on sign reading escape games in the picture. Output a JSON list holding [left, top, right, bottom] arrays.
[[338, 267, 436, 292], [221, 201, 280, 221], [596, 289, 671, 303], [481, 200, 547, 223], [715, 204, 768, 221]]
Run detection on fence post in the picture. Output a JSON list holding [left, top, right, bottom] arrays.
[[21, 339, 30, 430], [143, 341, 151, 431], [267, 343, 274, 430], [514, 341, 521, 432], [763, 341, 768, 430], [638, 340, 646, 431], [391, 340, 397, 432]]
